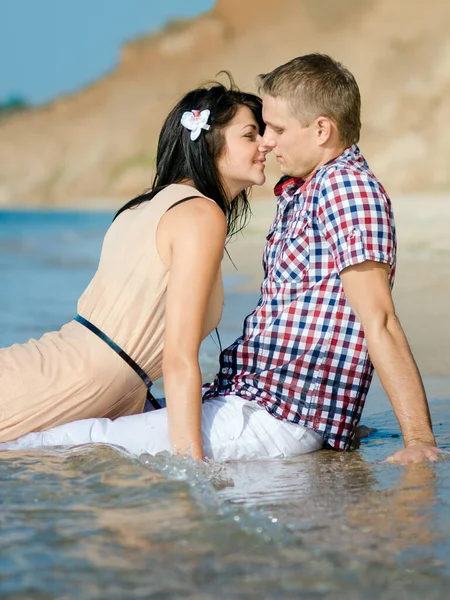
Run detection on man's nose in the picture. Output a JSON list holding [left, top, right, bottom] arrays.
[[259, 131, 276, 153]]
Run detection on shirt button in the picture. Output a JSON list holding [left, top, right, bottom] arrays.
[[229, 435, 234, 440]]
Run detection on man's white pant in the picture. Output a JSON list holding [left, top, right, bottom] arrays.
[[0, 395, 324, 461]]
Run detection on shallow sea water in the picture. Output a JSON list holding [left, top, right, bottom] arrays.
[[1, 210, 449, 599]]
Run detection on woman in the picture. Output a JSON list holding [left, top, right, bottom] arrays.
[[0, 77, 267, 459]]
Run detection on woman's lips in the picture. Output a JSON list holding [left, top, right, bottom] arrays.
[[253, 158, 266, 167]]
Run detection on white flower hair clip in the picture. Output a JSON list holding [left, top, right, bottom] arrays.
[[180, 109, 211, 141]]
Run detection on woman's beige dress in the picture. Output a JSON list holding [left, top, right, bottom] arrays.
[[0, 184, 224, 442]]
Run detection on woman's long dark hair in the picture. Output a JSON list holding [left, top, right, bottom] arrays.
[[113, 74, 264, 238]]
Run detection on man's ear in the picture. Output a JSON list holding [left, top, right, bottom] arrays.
[[316, 116, 333, 144]]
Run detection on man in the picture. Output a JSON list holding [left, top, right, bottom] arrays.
[[204, 53, 440, 464]]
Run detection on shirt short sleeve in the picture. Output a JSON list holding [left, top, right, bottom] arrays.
[[317, 168, 396, 274]]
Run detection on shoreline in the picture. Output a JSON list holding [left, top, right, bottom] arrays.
[[0, 203, 117, 213], [3, 193, 448, 378]]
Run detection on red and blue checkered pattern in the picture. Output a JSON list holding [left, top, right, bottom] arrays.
[[203, 145, 397, 450]]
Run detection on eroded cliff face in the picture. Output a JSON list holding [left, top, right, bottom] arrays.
[[0, 0, 449, 207]]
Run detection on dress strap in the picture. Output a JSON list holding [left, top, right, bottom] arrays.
[[166, 195, 205, 212], [74, 314, 161, 410]]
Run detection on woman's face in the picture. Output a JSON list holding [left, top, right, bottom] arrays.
[[217, 105, 267, 198]]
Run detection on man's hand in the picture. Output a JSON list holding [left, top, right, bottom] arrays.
[[385, 444, 443, 465], [340, 261, 440, 462]]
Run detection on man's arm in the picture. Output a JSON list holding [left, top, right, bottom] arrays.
[[340, 261, 442, 464]]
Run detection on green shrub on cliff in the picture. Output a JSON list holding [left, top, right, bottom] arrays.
[[0, 95, 29, 119]]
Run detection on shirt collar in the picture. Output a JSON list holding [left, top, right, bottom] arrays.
[[273, 175, 304, 198], [273, 144, 360, 199]]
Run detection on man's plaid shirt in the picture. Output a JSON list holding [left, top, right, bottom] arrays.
[[203, 145, 397, 450]]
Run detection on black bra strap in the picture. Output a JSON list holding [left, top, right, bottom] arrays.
[[166, 195, 203, 212]]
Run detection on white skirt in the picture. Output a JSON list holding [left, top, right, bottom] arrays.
[[0, 395, 324, 461]]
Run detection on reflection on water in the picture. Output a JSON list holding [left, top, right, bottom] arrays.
[[1, 210, 450, 598], [221, 402, 450, 575], [1, 443, 449, 599]]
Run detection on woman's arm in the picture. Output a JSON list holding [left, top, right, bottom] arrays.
[[159, 198, 227, 460]]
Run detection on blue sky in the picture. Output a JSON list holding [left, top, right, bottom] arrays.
[[0, 0, 215, 106]]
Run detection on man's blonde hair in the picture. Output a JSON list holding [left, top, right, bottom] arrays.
[[258, 53, 361, 146]]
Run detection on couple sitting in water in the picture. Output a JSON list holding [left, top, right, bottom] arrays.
[[0, 54, 441, 465]]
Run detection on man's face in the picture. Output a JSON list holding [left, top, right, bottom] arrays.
[[261, 94, 321, 180]]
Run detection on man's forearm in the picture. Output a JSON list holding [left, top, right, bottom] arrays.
[[365, 314, 436, 447]]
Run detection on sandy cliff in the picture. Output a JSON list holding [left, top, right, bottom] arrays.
[[0, 0, 449, 207]]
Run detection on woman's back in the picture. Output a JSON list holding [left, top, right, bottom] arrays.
[[78, 183, 223, 378]]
